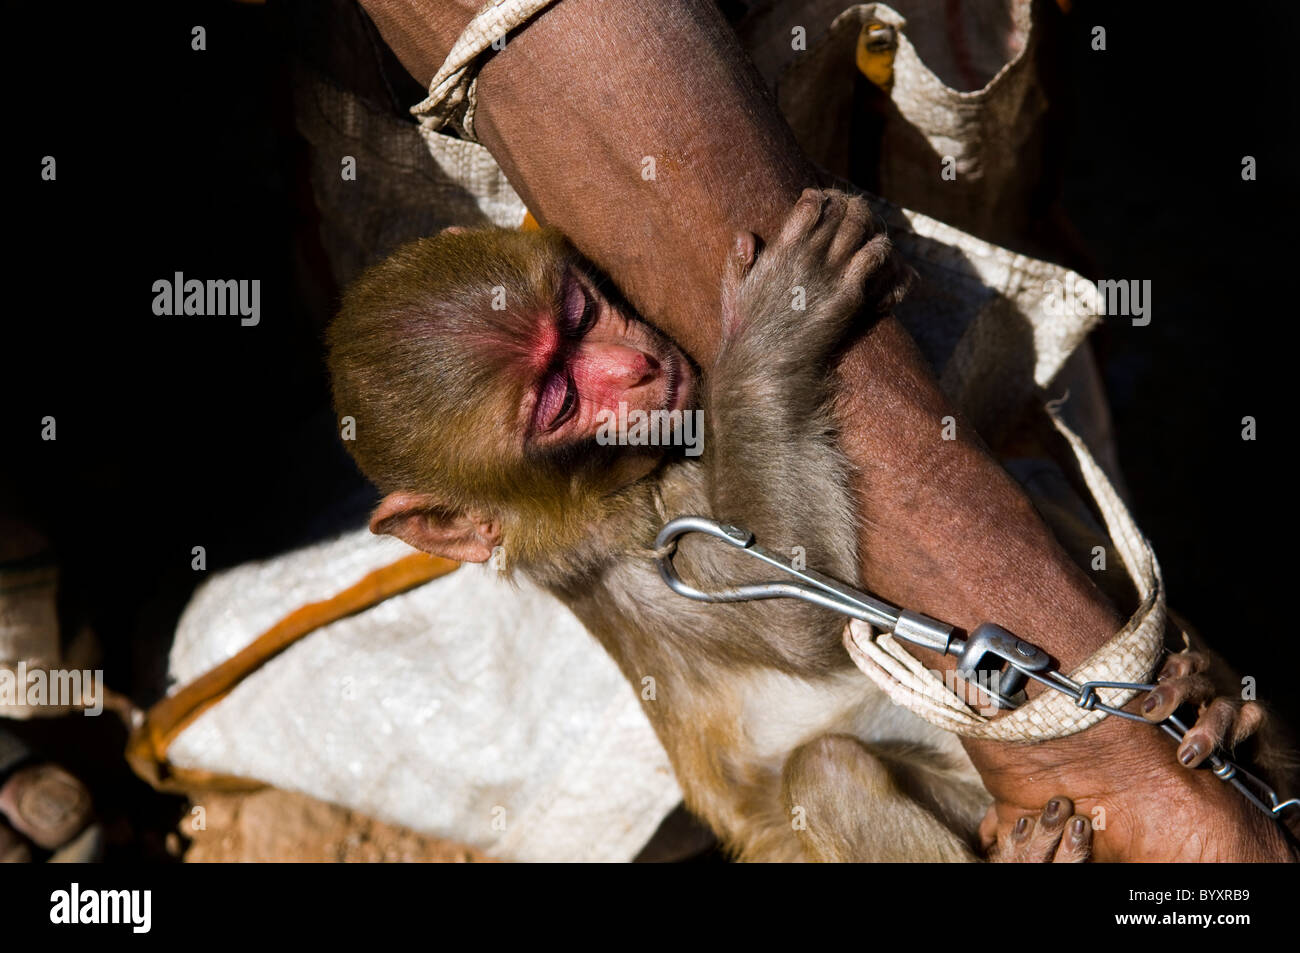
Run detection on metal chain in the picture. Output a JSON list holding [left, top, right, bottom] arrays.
[[1010, 662, 1300, 821], [654, 515, 1300, 825]]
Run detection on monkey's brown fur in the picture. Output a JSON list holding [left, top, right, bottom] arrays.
[[328, 203, 994, 861]]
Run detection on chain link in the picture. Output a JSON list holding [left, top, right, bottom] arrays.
[[655, 516, 1300, 825], [1011, 663, 1299, 821]]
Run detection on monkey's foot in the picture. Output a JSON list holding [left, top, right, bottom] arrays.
[[1139, 650, 1267, 768], [983, 795, 1092, 863], [969, 689, 1296, 862]]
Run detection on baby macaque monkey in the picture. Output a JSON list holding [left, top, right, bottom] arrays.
[[330, 190, 1190, 861], [329, 190, 1037, 861]]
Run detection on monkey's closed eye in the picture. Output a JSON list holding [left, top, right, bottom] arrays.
[[575, 296, 597, 337], [537, 372, 579, 432], [563, 277, 598, 339]]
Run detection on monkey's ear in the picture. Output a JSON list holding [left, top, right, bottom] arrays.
[[369, 492, 500, 563]]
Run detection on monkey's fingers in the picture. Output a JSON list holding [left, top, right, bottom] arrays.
[[1053, 816, 1093, 863], [1176, 697, 1262, 768], [720, 231, 759, 339], [806, 191, 849, 255], [989, 796, 1090, 863], [1140, 672, 1216, 723], [830, 195, 912, 315], [1231, 700, 1266, 746], [1016, 797, 1081, 862], [845, 233, 896, 300], [867, 250, 916, 315], [777, 188, 830, 248], [827, 194, 876, 268], [1013, 796, 1072, 862], [728, 230, 758, 274], [1156, 649, 1211, 681]]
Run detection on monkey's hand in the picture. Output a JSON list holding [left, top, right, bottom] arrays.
[[702, 189, 911, 626], [718, 189, 909, 370], [982, 795, 1093, 863], [1138, 650, 1269, 769]]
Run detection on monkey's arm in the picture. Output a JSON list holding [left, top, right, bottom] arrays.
[[701, 190, 890, 577], [715, 191, 904, 385], [359, 0, 1293, 862]]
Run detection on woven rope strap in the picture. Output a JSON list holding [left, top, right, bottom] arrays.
[[409, 0, 560, 142], [845, 407, 1166, 741]]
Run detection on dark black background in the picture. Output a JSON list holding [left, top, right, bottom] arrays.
[[2, 0, 1296, 859], [2, 859, 1293, 935]]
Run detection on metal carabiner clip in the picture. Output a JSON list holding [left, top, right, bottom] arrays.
[[657, 520, 1300, 820], [654, 516, 1051, 709]]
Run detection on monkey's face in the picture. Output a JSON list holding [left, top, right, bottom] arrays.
[[520, 263, 694, 484], [328, 226, 699, 565]]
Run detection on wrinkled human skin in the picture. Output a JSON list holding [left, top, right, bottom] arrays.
[[976, 650, 1293, 862], [360, 0, 1295, 861]]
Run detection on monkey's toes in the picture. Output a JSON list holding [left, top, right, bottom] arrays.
[[1018, 796, 1072, 862], [1176, 696, 1257, 768], [1140, 672, 1215, 722], [1156, 649, 1210, 682], [1231, 700, 1266, 746], [1054, 816, 1093, 863], [990, 796, 1089, 863]]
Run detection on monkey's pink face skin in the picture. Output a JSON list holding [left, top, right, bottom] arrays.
[[523, 266, 694, 449]]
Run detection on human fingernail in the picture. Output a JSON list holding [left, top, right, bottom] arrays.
[[1143, 694, 1159, 713]]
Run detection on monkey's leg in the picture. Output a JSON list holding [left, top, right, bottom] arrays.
[[779, 734, 976, 862]]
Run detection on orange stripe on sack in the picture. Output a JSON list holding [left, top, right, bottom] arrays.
[[126, 552, 459, 792]]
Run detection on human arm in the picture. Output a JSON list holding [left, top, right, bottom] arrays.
[[358, 0, 1292, 860]]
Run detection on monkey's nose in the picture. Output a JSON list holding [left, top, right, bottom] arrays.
[[591, 343, 661, 388], [609, 348, 657, 386], [630, 351, 659, 387]]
